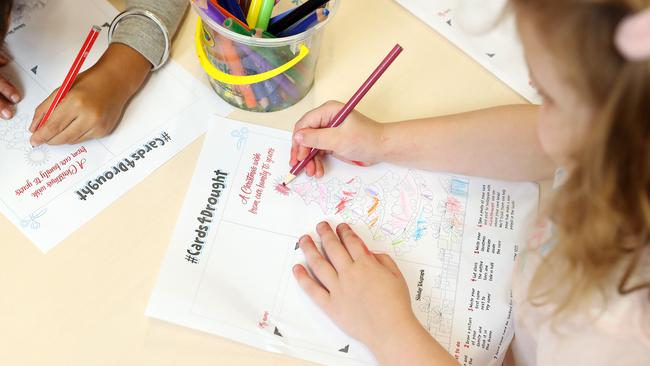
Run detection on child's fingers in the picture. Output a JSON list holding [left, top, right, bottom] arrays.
[[71, 128, 95, 144], [316, 221, 353, 271], [0, 77, 21, 106], [0, 96, 14, 119], [45, 118, 90, 145], [305, 159, 316, 177], [314, 156, 324, 178], [293, 100, 343, 132], [335, 223, 371, 261], [299, 234, 338, 290], [374, 253, 402, 276], [293, 264, 330, 310], [29, 111, 76, 146], [30, 92, 57, 132], [290, 139, 299, 166], [294, 127, 339, 153], [297, 144, 311, 162]]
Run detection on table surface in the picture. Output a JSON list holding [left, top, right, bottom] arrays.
[[0, 1, 529, 365]]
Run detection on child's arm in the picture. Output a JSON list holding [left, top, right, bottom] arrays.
[[294, 222, 458, 366], [29, 0, 188, 146], [291, 101, 556, 181]]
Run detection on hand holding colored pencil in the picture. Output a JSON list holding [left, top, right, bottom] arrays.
[[34, 25, 101, 134], [283, 44, 404, 186]]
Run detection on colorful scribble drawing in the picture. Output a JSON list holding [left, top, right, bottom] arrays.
[[288, 171, 468, 254], [0, 113, 51, 166], [284, 170, 469, 348]]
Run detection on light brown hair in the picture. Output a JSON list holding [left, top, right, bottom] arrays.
[[511, 0, 650, 314]]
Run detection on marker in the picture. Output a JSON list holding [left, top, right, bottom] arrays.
[[210, 0, 251, 30], [218, 35, 258, 108], [283, 44, 404, 186], [268, 7, 292, 28], [223, 17, 252, 36], [267, 0, 330, 35], [238, 0, 252, 17], [277, 8, 329, 37], [193, 0, 226, 24], [218, 0, 247, 23], [255, 0, 275, 31], [34, 25, 101, 133], [246, 0, 263, 28]]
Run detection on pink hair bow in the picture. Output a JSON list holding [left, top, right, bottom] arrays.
[[615, 8, 650, 61]]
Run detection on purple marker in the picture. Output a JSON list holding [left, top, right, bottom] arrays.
[[194, 0, 226, 24]]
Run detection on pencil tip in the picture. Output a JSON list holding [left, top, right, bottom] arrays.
[[282, 173, 296, 186]]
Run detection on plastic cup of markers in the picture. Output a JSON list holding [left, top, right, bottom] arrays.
[[192, 0, 338, 112]]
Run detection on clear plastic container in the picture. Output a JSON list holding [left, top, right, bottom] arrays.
[[192, 0, 338, 112]]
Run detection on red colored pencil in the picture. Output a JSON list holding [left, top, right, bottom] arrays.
[[283, 44, 404, 186], [35, 25, 101, 131]]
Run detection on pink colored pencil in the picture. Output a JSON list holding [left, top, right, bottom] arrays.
[[35, 25, 101, 131], [283, 44, 404, 185]]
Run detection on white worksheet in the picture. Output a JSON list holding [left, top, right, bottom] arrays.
[[0, 0, 232, 252], [395, 0, 540, 103], [147, 117, 539, 366]]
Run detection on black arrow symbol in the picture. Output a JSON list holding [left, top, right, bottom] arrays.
[[339, 345, 350, 353], [31, 65, 38, 75], [273, 327, 283, 337], [446, 19, 452, 26], [486, 53, 495, 58], [102, 22, 110, 28], [295, 241, 300, 250]]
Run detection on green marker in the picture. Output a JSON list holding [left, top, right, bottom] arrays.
[[223, 18, 251, 37], [255, 0, 275, 31]]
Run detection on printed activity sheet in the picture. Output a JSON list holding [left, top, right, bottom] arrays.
[[147, 118, 539, 366], [395, 0, 540, 103], [0, 0, 232, 252]]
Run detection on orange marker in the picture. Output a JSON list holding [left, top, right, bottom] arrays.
[[218, 36, 258, 109]]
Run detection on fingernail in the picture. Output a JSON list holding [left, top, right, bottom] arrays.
[[2, 109, 11, 119], [294, 133, 304, 143], [10, 94, 20, 103]]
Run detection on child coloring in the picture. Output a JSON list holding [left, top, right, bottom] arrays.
[[290, 1, 650, 365]]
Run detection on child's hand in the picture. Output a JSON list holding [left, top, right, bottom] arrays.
[[290, 101, 385, 178], [29, 44, 151, 146], [293, 222, 421, 352], [0, 54, 22, 119]]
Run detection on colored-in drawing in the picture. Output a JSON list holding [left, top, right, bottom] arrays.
[[273, 177, 290, 196], [285, 171, 469, 256]]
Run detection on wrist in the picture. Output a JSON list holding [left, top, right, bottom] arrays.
[[377, 122, 396, 163], [366, 313, 422, 356], [95, 43, 151, 95]]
